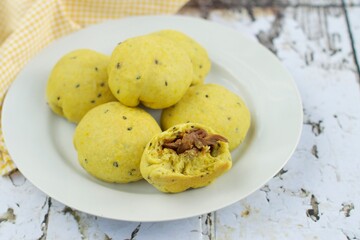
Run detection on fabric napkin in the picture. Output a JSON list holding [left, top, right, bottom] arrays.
[[0, 0, 189, 176]]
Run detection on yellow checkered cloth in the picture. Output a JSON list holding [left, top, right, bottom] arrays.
[[0, 0, 189, 176]]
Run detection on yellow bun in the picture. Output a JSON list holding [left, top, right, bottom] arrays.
[[74, 102, 161, 183], [151, 30, 211, 85], [46, 49, 116, 123], [161, 84, 251, 151], [140, 123, 232, 193], [108, 34, 193, 109]]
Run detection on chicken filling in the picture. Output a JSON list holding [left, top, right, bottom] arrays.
[[162, 128, 228, 154]]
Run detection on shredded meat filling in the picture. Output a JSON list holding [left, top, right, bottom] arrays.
[[163, 128, 228, 154]]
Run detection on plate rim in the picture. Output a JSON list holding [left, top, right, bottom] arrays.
[[2, 15, 303, 222]]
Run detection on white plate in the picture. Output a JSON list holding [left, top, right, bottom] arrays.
[[2, 16, 303, 222]]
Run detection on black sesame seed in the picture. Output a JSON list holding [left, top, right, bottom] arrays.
[[100, 82, 105, 87], [117, 89, 120, 94], [172, 179, 175, 182], [205, 94, 209, 98], [117, 41, 122, 45], [113, 162, 119, 167], [191, 125, 194, 128], [70, 56, 77, 59], [75, 84, 80, 88], [84, 159, 88, 163], [90, 100, 95, 103], [199, 65, 203, 69], [149, 142, 152, 146], [97, 93, 102, 98], [116, 62, 121, 69], [186, 120, 190, 123], [136, 75, 141, 80], [127, 127, 132, 131], [122, 116, 127, 120], [154, 59, 159, 64], [165, 81, 168, 86], [227, 117, 231, 120], [94, 67, 98, 71], [57, 96, 61, 100], [104, 109, 109, 113]]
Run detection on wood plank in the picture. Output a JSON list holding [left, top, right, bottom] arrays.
[[346, 0, 360, 5], [184, 0, 344, 8], [346, 5, 360, 78]]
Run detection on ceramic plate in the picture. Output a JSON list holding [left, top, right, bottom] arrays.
[[2, 16, 303, 222]]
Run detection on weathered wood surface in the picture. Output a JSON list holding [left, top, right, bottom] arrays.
[[180, 1, 360, 239], [348, 5, 360, 72], [1, 1, 359, 239]]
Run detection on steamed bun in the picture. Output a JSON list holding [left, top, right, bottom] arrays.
[[46, 49, 116, 123], [161, 84, 251, 151], [151, 30, 211, 85], [74, 102, 161, 183], [108, 34, 193, 109], [141, 123, 232, 193]]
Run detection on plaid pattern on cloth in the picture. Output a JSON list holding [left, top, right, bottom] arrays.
[[0, 0, 189, 176]]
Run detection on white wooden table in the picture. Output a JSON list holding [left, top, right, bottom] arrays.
[[1, 1, 359, 239]]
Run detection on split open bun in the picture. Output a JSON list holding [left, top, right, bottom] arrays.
[[140, 123, 232, 193]]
